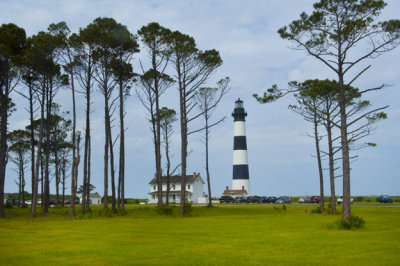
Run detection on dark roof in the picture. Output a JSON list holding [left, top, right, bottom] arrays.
[[149, 173, 202, 185]]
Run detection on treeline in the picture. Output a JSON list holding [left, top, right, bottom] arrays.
[[0, 18, 227, 218]]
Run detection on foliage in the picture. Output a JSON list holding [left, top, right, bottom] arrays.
[[335, 215, 365, 230], [311, 207, 322, 214]]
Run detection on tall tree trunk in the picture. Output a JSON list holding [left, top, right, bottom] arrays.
[[43, 87, 51, 215], [82, 125, 88, 214], [103, 94, 110, 213], [338, 73, 351, 220], [31, 89, 45, 217], [29, 78, 35, 212], [18, 155, 22, 207], [119, 80, 125, 211], [313, 112, 324, 211], [55, 149, 60, 208], [72, 134, 81, 215], [205, 114, 212, 207], [179, 87, 187, 216], [70, 73, 77, 218], [326, 112, 336, 214], [21, 161, 25, 205], [0, 88, 8, 218], [62, 164, 65, 206], [108, 125, 116, 211], [86, 135, 91, 212]]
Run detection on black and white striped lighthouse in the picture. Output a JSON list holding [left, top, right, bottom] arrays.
[[232, 98, 250, 195]]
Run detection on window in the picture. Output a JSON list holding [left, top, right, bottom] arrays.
[[152, 194, 155, 199], [153, 185, 156, 190], [172, 194, 176, 200], [172, 184, 175, 190], [187, 185, 191, 189]]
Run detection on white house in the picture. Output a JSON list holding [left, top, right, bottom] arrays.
[[80, 192, 102, 204], [149, 172, 208, 204]]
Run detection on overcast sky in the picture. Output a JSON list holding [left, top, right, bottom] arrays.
[[2, 0, 399, 198]]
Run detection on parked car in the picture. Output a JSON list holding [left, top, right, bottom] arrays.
[[298, 197, 312, 203], [219, 196, 235, 203], [311, 196, 320, 203], [49, 199, 55, 205], [258, 196, 269, 203], [379, 195, 393, 203], [275, 196, 292, 204], [337, 196, 354, 205], [64, 200, 71, 205], [266, 196, 277, 203], [235, 196, 247, 203], [246, 196, 263, 203]]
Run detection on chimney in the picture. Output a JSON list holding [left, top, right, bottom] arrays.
[[242, 186, 244, 191], [197, 172, 200, 176], [226, 186, 229, 190], [193, 172, 196, 178]]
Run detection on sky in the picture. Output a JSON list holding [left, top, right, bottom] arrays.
[[1, 0, 399, 198]]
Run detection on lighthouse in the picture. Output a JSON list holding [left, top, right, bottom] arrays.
[[232, 98, 250, 195]]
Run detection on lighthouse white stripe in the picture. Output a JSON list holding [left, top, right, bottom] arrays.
[[233, 150, 248, 165], [233, 121, 246, 136], [232, 179, 251, 196]]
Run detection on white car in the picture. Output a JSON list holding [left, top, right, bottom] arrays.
[[337, 196, 354, 205]]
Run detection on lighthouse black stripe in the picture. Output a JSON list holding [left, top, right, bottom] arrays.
[[233, 136, 247, 150], [232, 108, 247, 121], [232, 165, 249, 180]]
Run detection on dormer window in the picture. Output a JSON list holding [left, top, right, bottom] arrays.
[[187, 184, 191, 189], [153, 185, 156, 190]]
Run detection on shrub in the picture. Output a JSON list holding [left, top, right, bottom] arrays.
[[185, 201, 193, 216], [311, 207, 322, 214], [355, 196, 364, 202], [336, 215, 365, 230], [159, 205, 174, 216], [4, 202, 13, 209], [282, 204, 286, 211]]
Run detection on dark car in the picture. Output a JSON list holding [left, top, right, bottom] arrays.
[[275, 196, 292, 204], [258, 196, 268, 203], [235, 196, 248, 203], [266, 196, 277, 203], [49, 199, 55, 205], [379, 195, 393, 203], [219, 196, 235, 203], [246, 196, 261, 203], [311, 196, 320, 203]]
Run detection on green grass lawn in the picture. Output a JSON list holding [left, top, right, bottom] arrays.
[[1, 205, 399, 265]]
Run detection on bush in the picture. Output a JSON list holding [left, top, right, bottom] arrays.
[[311, 207, 322, 214], [282, 204, 286, 211], [354, 196, 364, 202], [159, 205, 174, 216], [336, 215, 365, 230], [4, 202, 13, 209], [185, 201, 193, 216]]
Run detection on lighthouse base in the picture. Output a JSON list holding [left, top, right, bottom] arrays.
[[232, 179, 250, 196]]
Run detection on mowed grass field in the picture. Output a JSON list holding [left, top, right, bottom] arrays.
[[1, 205, 399, 265]]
